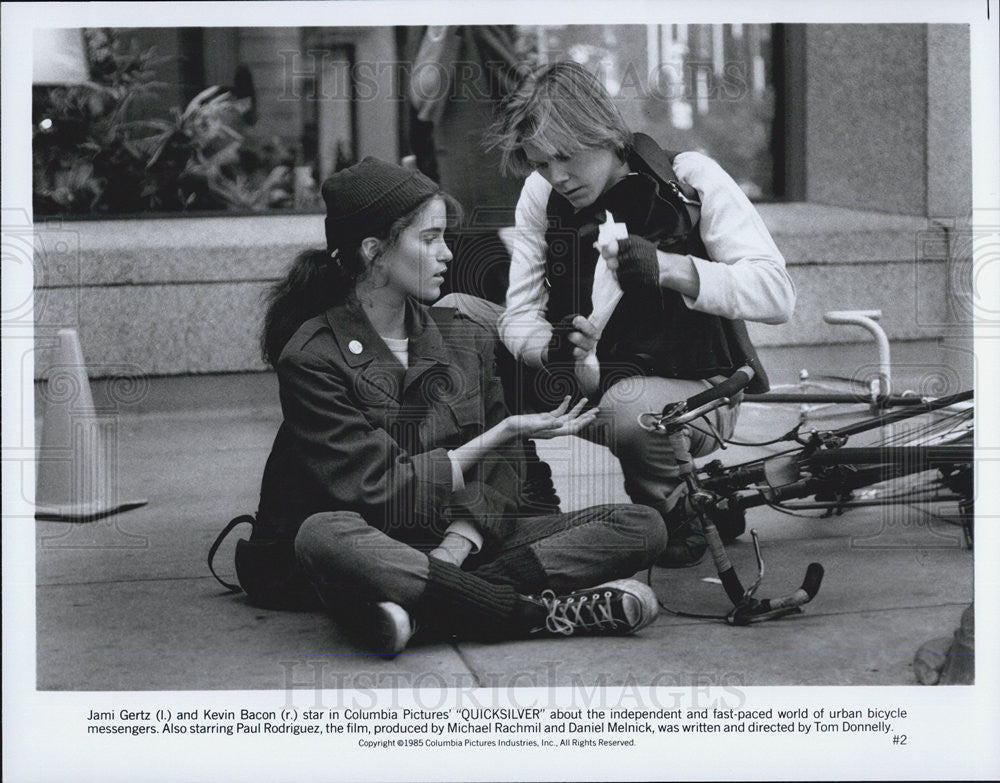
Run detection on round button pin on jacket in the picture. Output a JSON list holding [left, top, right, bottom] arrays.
[[348, 340, 363, 354]]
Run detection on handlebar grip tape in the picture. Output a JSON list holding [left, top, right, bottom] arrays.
[[684, 366, 754, 412], [801, 562, 824, 600], [719, 567, 746, 606], [757, 563, 824, 612]]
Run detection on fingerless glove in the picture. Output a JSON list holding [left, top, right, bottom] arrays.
[[616, 235, 660, 291]]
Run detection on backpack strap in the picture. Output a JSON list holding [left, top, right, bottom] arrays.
[[629, 132, 771, 394], [629, 133, 701, 223], [208, 514, 255, 593]]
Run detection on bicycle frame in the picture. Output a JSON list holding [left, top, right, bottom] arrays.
[[698, 390, 973, 519], [644, 368, 973, 625]]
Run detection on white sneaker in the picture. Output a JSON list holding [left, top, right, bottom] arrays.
[[372, 602, 416, 657]]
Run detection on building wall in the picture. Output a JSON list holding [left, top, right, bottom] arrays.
[[926, 25, 973, 221], [30, 204, 949, 378], [803, 23, 971, 223], [804, 25, 929, 215], [32, 24, 973, 379]]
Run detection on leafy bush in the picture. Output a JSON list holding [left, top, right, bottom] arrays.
[[33, 29, 312, 216]]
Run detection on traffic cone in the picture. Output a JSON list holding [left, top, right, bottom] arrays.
[[35, 328, 147, 521]]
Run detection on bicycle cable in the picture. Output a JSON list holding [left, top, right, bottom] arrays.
[[876, 407, 973, 447], [755, 490, 829, 518], [685, 418, 804, 448], [754, 483, 959, 515], [852, 482, 958, 504]]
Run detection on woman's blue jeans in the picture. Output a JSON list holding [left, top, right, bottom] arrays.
[[295, 503, 665, 613]]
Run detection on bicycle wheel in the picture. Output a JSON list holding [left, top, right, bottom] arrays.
[[861, 396, 972, 531], [869, 399, 973, 447], [797, 397, 974, 547], [694, 383, 973, 543], [701, 402, 973, 544]]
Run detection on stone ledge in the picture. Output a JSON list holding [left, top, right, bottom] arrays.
[[28, 204, 954, 377], [35, 283, 271, 376], [33, 214, 323, 288], [756, 203, 942, 265], [30, 256, 949, 377], [33, 204, 945, 289]]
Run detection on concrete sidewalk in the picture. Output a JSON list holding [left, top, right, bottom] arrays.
[[35, 341, 974, 690]]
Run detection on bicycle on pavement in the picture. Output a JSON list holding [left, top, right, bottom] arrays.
[[641, 310, 973, 626]]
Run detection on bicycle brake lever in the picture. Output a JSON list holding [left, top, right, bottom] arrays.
[[701, 415, 728, 450], [659, 401, 687, 420]]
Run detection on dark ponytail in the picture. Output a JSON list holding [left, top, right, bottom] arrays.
[[260, 248, 356, 367]]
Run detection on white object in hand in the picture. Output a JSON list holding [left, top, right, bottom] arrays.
[[590, 210, 628, 332], [575, 211, 629, 395]]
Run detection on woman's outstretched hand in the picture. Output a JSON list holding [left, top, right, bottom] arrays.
[[450, 398, 597, 478], [505, 397, 598, 440]]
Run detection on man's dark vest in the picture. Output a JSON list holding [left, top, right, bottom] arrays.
[[543, 133, 770, 394]]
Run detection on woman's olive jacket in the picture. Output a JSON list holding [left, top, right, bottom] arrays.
[[256, 296, 524, 552]]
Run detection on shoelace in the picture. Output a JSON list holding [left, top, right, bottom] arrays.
[[540, 589, 621, 635]]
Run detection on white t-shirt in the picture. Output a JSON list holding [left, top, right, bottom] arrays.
[[380, 334, 409, 369]]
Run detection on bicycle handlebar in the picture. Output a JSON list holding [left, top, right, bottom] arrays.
[[681, 366, 756, 412], [639, 366, 756, 431], [643, 367, 826, 625], [727, 562, 825, 626], [691, 482, 825, 625]]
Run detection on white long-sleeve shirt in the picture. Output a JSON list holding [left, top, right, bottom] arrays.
[[498, 151, 796, 367]]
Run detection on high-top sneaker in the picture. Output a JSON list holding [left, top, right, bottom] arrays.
[[526, 579, 658, 636]]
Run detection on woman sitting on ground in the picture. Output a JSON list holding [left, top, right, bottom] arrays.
[[245, 157, 665, 655]]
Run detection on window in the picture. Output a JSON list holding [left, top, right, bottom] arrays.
[[32, 24, 786, 218], [32, 27, 373, 217]]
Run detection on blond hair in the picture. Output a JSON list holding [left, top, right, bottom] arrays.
[[488, 61, 633, 177]]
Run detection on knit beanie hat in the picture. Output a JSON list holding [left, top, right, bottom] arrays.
[[322, 157, 440, 251]]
